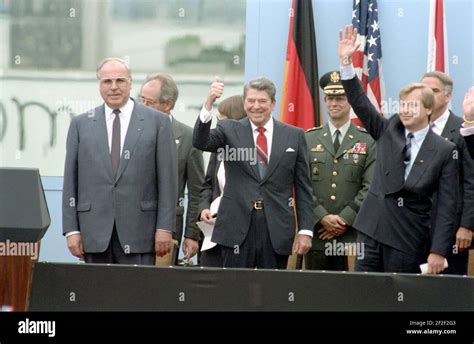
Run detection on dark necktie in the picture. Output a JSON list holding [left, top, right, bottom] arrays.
[[403, 132, 414, 169], [334, 129, 341, 152], [256, 127, 268, 178], [111, 109, 121, 177]]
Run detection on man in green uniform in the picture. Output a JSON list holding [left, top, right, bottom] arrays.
[[305, 71, 376, 270]]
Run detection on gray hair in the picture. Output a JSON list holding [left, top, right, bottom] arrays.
[[243, 77, 276, 102], [143, 73, 179, 109], [96, 57, 131, 79], [421, 71, 453, 95]]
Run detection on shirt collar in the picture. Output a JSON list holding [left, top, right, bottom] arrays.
[[328, 119, 351, 140], [405, 124, 430, 143], [104, 98, 134, 119], [431, 108, 450, 132], [250, 116, 274, 134]]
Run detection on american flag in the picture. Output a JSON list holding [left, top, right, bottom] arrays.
[[351, 0, 385, 122]]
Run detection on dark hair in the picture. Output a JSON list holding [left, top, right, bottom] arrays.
[[218, 95, 247, 120]]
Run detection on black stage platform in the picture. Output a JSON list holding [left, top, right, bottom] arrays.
[[28, 262, 474, 311]]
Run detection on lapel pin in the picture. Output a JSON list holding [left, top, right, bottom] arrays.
[[349, 134, 354, 139], [323, 132, 328, 136], [175, 139, 180, 144]]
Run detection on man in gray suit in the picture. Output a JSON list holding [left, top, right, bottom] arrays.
[[193, 77, 314, 269], [140, 73, 204, 262], [63, 58, 178, 265]]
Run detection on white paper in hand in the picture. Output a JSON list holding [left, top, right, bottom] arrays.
[[419, 259, 448, 274], [197, 218, 217, 252]]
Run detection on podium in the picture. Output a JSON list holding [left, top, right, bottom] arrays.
[[0, 168, 50, 311]]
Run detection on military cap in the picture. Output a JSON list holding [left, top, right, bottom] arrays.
[[319, 71, 345, 95]]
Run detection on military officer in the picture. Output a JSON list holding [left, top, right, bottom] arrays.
[[305, 71, 376, 270]]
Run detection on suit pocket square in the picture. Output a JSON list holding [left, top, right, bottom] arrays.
[[286, 147, 295, 152]]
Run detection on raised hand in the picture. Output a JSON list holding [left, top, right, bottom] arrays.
[[338, 24, 360, 66], [204, 76, 224, 111], [462, 87, 474, 124]]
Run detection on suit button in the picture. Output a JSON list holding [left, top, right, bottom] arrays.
[[330, 195, 336, 200], [332, 171, 338, 176], [331, 183, 336, 188], [333, 159, 338, 164], [313, 158, 318, 162]]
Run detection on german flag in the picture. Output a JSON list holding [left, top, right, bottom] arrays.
[[280, 0, 321, 130]]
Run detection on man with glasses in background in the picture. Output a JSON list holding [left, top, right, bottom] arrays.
[[63, 58, 178, 265], [140, 73, 204, 264]]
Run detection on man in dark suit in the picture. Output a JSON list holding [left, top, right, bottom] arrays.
[[193, 77, 315, 269], [461, 87, 474, 158], [421, 72, 474, 274], [63, 58, 178, 265], [338, 25, 458, 274], [140, 73, 204, 262]]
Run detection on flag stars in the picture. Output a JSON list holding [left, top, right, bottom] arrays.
[[369, 2, 373, 12], [368, 52, 374, 62], [352, 9, 357, 19], [371, 20, 379, 32], [367, 35, 378, 47]]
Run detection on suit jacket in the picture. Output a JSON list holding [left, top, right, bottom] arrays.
[[198, 152, 222, 217], [465, 134, 474, 159], [193, 116, 315, 255], [306, 123, 376, 249], [432, 113, 474, 230], [172, 118, 204, 243], [62, 101, 178, 253], [342, 76, 458, 257]]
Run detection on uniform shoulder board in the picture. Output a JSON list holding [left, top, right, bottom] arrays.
[[356, 126, 368, 133], [305, 126, 322, 133]]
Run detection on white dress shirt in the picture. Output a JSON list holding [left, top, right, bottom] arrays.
[[249, 117, 274, 162], [104, 98, 134, 155], [340, 64, 356, 80], [404, 125, 430, 180], [460, 124, 474, 136], [209, 162, 226, 216], [430, 109, 450, 136]]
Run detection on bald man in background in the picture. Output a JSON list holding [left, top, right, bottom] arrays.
[[140, 73, 204, 263], [63, 58, 177, 265]]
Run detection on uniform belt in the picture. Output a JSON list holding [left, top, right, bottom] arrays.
[[253, 200, 264, 210]]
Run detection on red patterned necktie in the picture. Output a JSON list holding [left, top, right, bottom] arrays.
[[256, 127, 268, 178]]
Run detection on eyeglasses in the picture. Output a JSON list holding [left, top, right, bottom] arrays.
[[139, 96, 160, 106], [99, 78, 130, 86]]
